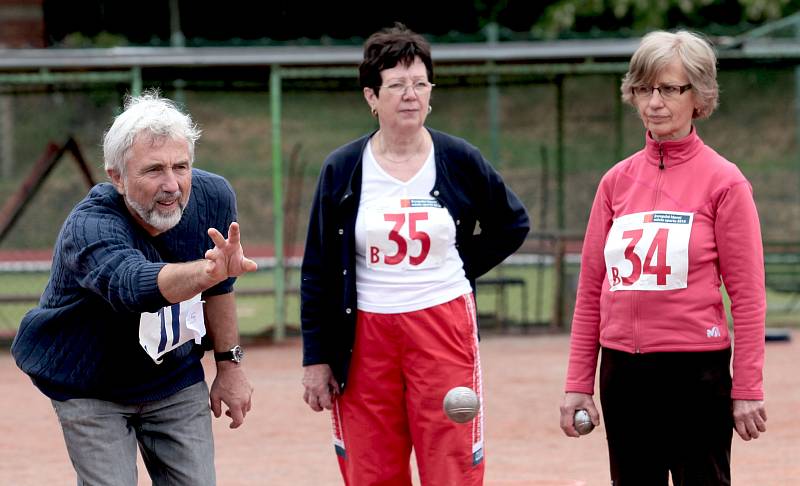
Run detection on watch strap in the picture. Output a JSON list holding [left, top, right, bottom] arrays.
[[214, 345, 243, 362]]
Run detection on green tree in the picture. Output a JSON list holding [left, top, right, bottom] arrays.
[[533, 0, 799, 37]]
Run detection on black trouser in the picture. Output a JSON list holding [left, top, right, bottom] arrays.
[[599, 347, 733, 486]]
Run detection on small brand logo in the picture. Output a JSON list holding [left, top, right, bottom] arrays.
[[644, 212, 692, 224], [400, 198, 442, 208], [473, 447, 484, 466], [706, 326, 721, 338]]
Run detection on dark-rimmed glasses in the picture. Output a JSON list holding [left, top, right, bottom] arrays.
[[631, 84, 692, 99]]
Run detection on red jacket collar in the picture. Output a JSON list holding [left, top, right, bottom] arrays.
[[644, 127, 704, 168]]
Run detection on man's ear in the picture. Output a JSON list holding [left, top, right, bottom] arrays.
[[107, 169, 125, 194]]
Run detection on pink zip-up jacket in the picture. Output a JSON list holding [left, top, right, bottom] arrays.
[[565, 128, 766, 401]]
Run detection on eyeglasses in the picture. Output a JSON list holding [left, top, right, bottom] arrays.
[[378, 81, 435, 96], [631, 84, 692, 99]]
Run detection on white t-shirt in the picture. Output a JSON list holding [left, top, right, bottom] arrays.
[[354, 138, 472, 313]]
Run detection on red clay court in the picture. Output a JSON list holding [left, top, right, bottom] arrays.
[[2, 332, 798, 485]]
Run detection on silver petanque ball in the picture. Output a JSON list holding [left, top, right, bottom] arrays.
[[443, 386, 480, 423], [574, 409, 595, 435]]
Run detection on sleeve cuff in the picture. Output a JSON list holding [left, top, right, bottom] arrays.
[[136, 262, 171, 311]]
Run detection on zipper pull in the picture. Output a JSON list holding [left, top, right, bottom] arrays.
[[658, 145, 664, 170]]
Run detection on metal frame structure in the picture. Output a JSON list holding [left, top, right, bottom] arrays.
[[0, 137, 96, 243], [2, 20, 800, 337]]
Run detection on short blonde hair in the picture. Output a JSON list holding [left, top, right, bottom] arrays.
[[621, 30, 718, 119]]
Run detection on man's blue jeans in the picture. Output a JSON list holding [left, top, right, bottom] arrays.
[[51, 380, 215, 486]]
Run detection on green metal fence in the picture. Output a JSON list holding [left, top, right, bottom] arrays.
[[2, 43, 800, 339]]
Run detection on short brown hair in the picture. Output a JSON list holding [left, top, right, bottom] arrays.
[[359, 23, 433, 95], [621, 30, 719, 119]]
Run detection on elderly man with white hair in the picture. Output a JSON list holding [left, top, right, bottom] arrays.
[[12, 90, 256, 486]]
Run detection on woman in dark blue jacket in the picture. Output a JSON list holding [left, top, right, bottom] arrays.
[[300, 23, 529, 485]]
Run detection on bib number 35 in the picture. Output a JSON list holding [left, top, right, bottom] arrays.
[[372, 212, 431, 266]]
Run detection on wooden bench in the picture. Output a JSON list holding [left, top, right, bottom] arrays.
[[476, 276, 527, 328]]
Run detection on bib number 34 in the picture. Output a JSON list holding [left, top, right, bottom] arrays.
[[604, 211, 693, 291], [612, 228, 670, 286]]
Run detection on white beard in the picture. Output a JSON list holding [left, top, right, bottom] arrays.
[[126, 192, 185, 233]]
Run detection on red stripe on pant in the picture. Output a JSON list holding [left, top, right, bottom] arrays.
[[331, 293, 485, 485]]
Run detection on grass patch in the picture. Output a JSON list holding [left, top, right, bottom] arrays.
[[2, 263, 796, 340]]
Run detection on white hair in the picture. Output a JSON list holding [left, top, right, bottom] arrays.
[[103, 90, 201, 177]]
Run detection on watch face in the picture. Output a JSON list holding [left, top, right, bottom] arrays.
[[232, 345, 244, 362]]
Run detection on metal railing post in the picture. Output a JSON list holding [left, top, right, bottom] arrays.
[[270, 65, 286, 341]]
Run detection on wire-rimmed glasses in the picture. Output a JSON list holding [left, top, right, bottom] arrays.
[[378, 80, 435, 96]]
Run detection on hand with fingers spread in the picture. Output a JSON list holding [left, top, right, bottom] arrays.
[[204, 222, 258, 282], [302, 364, 339, 412], [733, 399, 767, 441]]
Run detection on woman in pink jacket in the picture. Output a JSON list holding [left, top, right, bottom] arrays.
[[559, 30, 767, 485]]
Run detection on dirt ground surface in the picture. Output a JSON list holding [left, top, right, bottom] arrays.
[[2, 331, 798, 485]]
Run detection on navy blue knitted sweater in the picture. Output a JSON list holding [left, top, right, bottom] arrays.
[[11, 169, 237, 404]]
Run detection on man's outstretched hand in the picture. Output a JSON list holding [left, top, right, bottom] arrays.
[[205, 222, 258, 281]]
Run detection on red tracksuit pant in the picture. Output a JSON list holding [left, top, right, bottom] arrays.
[[331, 293, 485, 485]]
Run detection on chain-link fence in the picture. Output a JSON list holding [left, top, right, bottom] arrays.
[[1, 65, 798, 337]]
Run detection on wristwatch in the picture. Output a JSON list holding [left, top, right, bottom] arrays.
[[214, 345, 244, 363]]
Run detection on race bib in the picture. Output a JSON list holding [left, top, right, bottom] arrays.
[[139, 293, 206, 364], [363, 197, 452, 271], [604, 211, 693, 291]]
